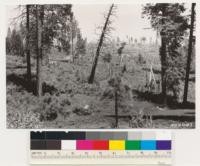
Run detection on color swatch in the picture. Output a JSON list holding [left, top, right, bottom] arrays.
[[31, 131, 171, 151], [109, 140, 125, 150]]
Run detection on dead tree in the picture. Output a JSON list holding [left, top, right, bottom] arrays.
[[36, 5, 44, 97], [26, 5, 31, 84], [88, 4, 116, 84], [183, 3, 195, 104]]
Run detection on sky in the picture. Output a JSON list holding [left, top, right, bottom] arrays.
[[72, 4, 157, 42], [6, 4, 191, 42]]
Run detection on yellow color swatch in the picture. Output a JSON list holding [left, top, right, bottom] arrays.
[[109, 140, 125, 150]]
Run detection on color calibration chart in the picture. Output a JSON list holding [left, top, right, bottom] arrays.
[[30, 131, 172, 165]]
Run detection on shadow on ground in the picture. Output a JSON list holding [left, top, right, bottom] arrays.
[[7, 73, 57, 95], [133, 89, 195, 110], [151, 115, 195, 122], [6, 65, 27, 70]]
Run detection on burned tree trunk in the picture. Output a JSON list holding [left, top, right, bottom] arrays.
[[88, 4, 115, 84], [183, 3, 195, 104], [36, 5, 44, 97], [26, 5, 31, 84]]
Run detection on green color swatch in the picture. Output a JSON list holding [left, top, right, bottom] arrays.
[[125, 140, 141, 150]]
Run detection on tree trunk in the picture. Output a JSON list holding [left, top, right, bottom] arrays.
[[88, 4, 114, 84], [36, 5, 44, 97], [183, 3, 195, 104], [159, 7, 168, 105], [26, 5, 31, 84], [160, 35, 167, 104]]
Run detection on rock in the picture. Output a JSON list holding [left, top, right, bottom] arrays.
[[72, 106, 91, 116], [84, 104, 89, 109]]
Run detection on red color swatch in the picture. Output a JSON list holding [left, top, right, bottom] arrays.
[[93, 140, 109, 150]]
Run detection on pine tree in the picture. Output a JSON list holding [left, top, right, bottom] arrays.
[[36, 5, 44, 97], [183, 3, 196, 104], [10, 28, 23, 56], [75, 28, 86, 57], [143, 3, 188, 104], [6, 27, 12, 54], [26, 5, 31, 83]]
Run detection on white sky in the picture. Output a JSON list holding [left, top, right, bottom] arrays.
[[6, 4, 191, 42], [72, 4, 157, 42]]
